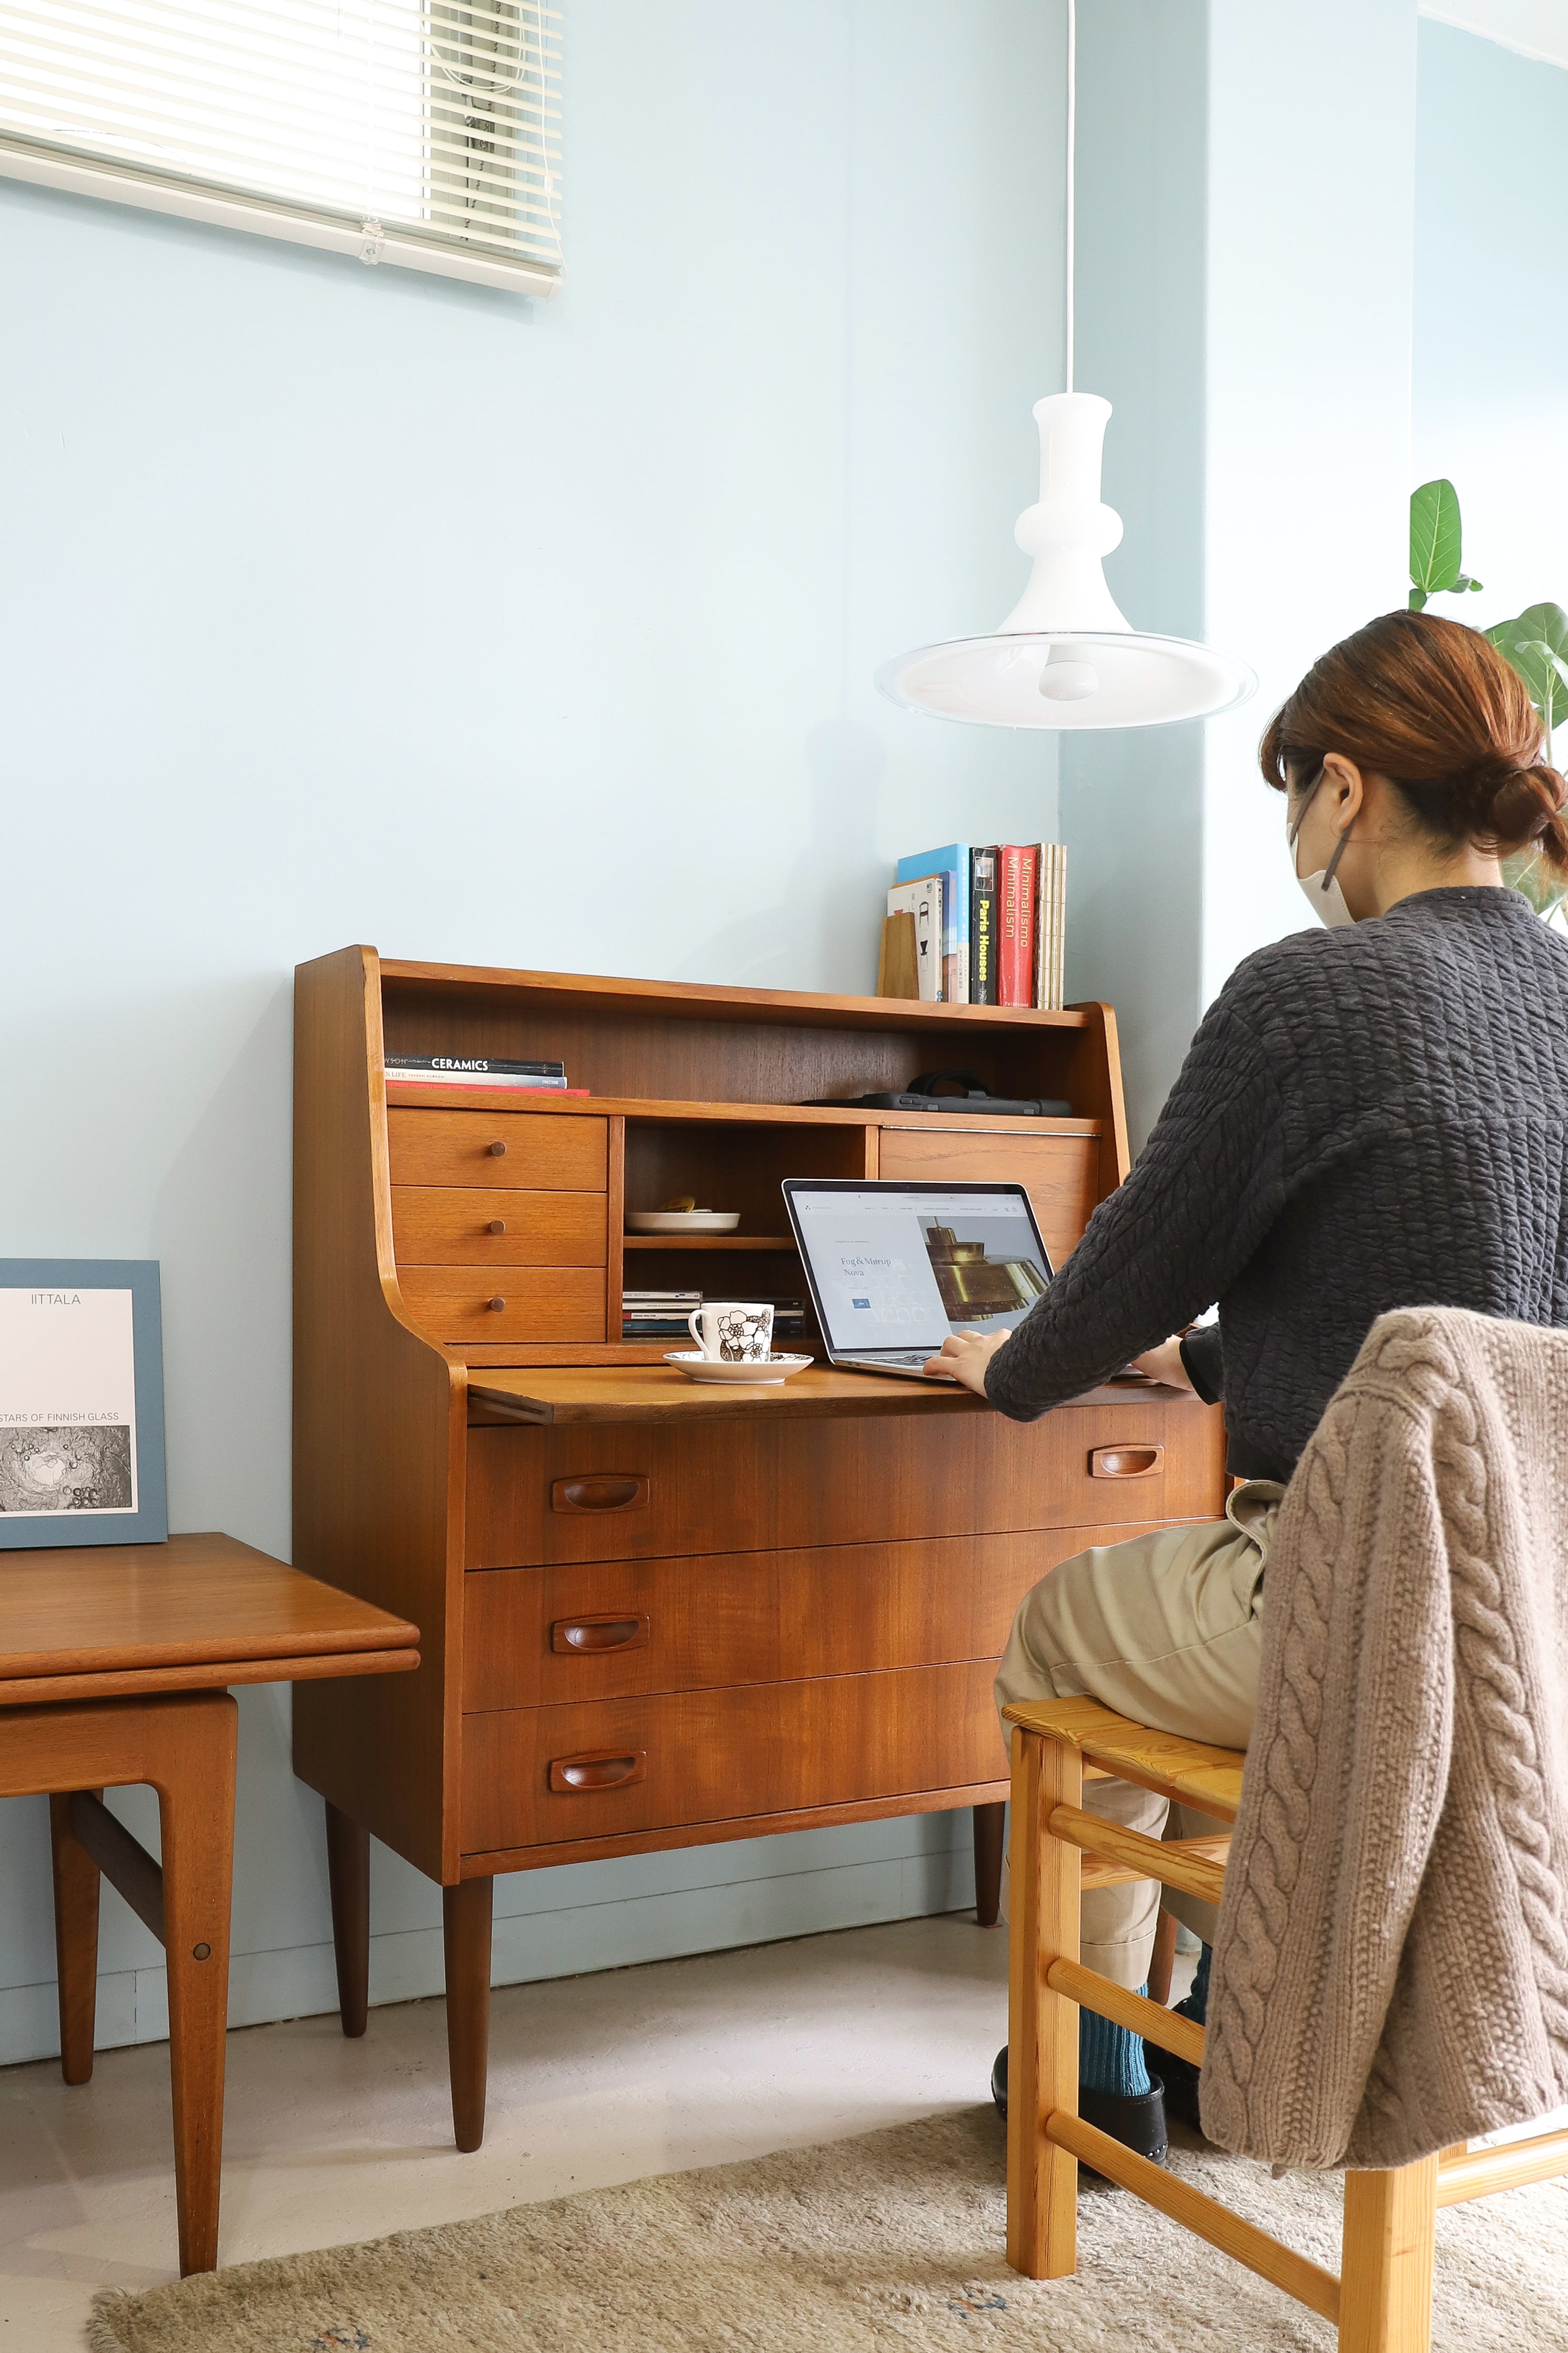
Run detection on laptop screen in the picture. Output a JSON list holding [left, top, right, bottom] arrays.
[[785, 1182, 1053, 1354]]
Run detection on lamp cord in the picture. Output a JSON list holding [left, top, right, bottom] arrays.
[[1065, 0, 1076, 395]]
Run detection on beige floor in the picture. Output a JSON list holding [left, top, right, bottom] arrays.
[[1, 1912, 1031, 2349]]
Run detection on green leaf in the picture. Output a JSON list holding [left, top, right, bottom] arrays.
[[1503, 846, 1568, 921], [1513, 600, 1568, 659], [1493, 633, 1568, 728], [1449, 574, 1482, 594], [1409, 587, 1428, 611], [1410, 479, 1463, 596]]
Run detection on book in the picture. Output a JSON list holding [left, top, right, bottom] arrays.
[[385, 1055, 565, 1077], [895, 845, 969, 1004], [1033, 842, 1068, 1011], [886, 873, 945, 1002], [998, 844, 1039, 1008], [385, 1075, 590, 1094], [969, 846, 999, 1005]]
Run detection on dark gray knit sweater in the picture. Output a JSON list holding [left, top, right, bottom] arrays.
[[986, 888, 1568, 1480]]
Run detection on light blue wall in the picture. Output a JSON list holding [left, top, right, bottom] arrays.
[[1065, 0, 1417, 1146], [0, 1, 1067, 2063], [1413, 18, 1568, 637], [1061, 0, 1210, 1148]]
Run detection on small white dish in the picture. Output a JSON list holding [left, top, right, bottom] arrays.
[[663, 1351, 814, 1385], [627, 1211, 742, 1234]]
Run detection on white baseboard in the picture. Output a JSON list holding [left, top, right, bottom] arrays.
[[0, 1809, 982, 2068]]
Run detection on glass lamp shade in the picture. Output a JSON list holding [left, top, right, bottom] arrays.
[[877, 392, 1255, 730], [876, 628, 1256, 730]]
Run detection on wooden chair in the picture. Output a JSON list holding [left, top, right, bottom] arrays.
[[1003, 1694, 1568, 2352]]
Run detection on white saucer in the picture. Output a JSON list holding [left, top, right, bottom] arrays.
[[628, 1211, 741, 1233], [664, 1351, 814, 1385]]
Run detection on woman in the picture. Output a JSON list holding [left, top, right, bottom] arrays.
[[927, 609, 1568, 2162]]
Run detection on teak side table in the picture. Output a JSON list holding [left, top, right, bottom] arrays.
[[0, 1531, 419, 2275], [291, 948, 1228, 2151]]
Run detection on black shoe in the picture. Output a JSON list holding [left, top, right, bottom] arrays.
[[989, 2047, 1168, 2170], [1142, 2036, 1202, 2133]]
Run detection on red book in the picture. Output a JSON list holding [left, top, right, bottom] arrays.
[[997, 844, 1038, 1007]]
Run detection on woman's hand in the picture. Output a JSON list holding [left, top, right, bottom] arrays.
[[923, 1328, 1012, 1395], [1130, 1335, 1195, 1391]]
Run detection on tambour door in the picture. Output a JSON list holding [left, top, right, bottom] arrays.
[[461, 1522, 1177, 1712], [876, 1126, 1102, 1268], [460, 1660, 1007, 1855]]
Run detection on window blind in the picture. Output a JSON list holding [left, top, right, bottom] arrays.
[[0, 0, 562, 291]]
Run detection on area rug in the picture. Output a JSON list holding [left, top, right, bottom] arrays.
[[88, 2107, 1568, 2353]]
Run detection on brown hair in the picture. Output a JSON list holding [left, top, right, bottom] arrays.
[[1259, 609, 1568, 873]]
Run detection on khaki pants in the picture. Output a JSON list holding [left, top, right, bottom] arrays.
[[994, 1481, 1281, 1991]]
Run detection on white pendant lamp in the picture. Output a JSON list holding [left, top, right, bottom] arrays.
[[876, 0, 1254, 732]]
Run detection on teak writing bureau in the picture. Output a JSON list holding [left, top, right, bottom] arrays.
[[292, 947, 1225, 2148]]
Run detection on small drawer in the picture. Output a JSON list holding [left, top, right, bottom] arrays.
[[391, 1186, 606, 1268], [460, 1660, 1007, 1855], [462, 1522, 1176, 1712], [399, 1264, 605, 1343], [387, 1108, 608, 1192]]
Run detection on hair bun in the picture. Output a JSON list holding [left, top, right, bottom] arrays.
[[1479, 760, 1567, 850]]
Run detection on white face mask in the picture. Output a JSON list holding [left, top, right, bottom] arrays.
[[1288, 765, 1357, 929]]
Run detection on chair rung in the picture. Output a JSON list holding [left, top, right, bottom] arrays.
[[1079, 1834, 1232, 1891], [1434, 2127, 1568, 2207], [1046, 1957, 1205, 2068], [1045, 2108, 1342, 2324], [1047, 1803, 1228, 1906]]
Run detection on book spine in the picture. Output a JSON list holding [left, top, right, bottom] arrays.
[[385, 1057, 566, 1076], [1033, 846, 1049, 1010], [924, 872, 944, 1003], [998, 845, 1037, 1007], [1053, 842, 1068, 1009], [970, 846, 998, 1005]]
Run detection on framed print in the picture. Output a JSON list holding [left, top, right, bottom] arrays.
[[0, 1261, 167, 1549]]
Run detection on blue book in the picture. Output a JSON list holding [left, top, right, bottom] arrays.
[[896, 844, 969, 1004]]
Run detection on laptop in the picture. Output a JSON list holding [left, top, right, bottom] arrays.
[[782, 1178, 1054, 1380]]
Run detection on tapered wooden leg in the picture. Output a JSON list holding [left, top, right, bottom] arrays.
[[1006, 1726, 1083, 2280], [49, 1789, 103, 2085], [443, 1876, 493, 2153], [1339, 2159, 1437, 2353], [973, 1801, 1006, 1927], [325, 1802, 370, 2037], [154, 1693, 238, 2277], [1147, 1906, 1178, 2007]]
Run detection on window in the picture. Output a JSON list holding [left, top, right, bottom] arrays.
[[0, 0, 562, 290]]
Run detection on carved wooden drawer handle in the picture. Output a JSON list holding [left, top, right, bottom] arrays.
[[1090, 1444, 1165, 1480], [551, 1475, 650, 1514], [552, 1613, 652, 1655], [549, 1749, 648, 1794]]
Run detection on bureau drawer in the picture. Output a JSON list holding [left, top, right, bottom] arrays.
[[462, 1522, 1172, 1711], [461, 1660, 1006, 1855], [878, 1128, 1101, 1268], [387, 1108, 608, 1192], [392, 1185, 606, 1268], [400, 1264, 606, 1343], [464, 1400, 1223, 1567]]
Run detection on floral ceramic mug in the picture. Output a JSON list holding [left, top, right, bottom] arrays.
[[686, 1301, 775, 1362]]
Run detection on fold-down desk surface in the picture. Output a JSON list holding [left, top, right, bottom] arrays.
[[465, 1365, 1160, 1425]]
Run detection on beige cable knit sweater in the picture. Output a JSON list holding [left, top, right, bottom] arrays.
[[1200, 1306, 1568, 2171]]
